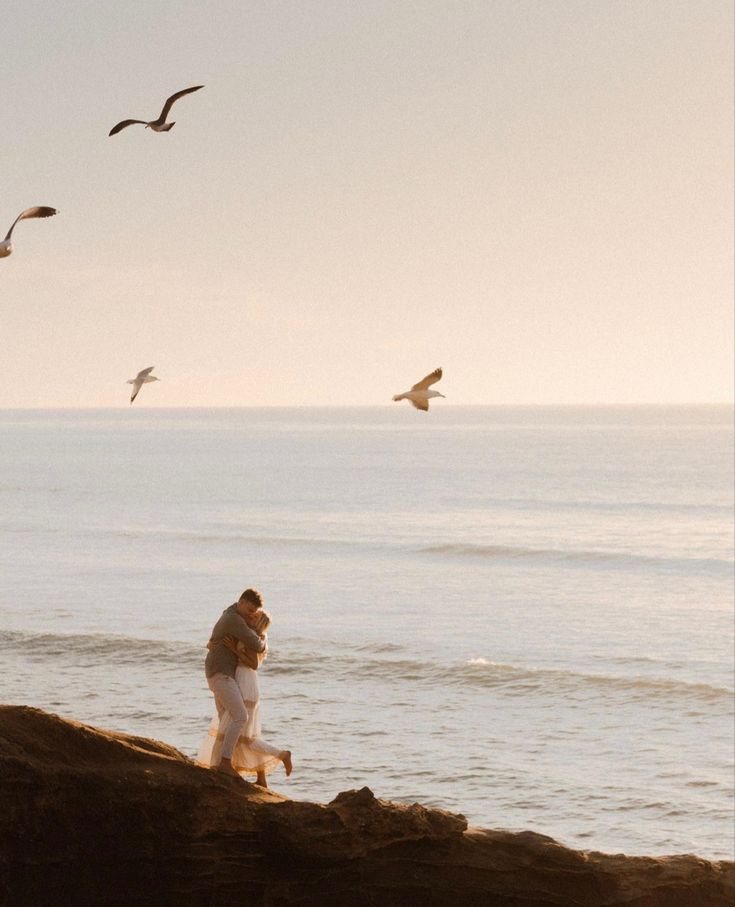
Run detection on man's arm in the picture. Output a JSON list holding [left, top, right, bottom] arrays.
[[223, 611, 266, 652]]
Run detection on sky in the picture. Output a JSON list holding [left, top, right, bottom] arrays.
[[1, 0, 733, 407]]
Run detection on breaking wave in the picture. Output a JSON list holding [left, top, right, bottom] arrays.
[[2, 630, 731, 706]]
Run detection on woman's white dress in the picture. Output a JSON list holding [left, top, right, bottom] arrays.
[[197, 664, 282, 777]]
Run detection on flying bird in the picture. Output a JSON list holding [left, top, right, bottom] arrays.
[[128, 367, 160, 404], [109, 85, 204, 136], [392, 368, 445, 411], [0, 207, 58, 259]]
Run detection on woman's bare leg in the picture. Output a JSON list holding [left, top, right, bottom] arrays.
[[256, 770, 268, 787], [280, 750, 293, 776]]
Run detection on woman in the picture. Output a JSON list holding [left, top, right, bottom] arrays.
[[197, 608, 292, 786]]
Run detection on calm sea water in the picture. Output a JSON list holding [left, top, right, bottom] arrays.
[[0, 406, 733, 859]]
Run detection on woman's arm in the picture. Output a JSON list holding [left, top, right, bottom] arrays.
[[222, 634, 265, 669]]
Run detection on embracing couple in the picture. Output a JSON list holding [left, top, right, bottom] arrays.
[[197, 587, 292, 787]]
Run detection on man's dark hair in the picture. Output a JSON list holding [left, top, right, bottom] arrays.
[[239, 588, 263, 608]]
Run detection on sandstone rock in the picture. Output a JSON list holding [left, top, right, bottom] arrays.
[[0, 706, 731, 906]]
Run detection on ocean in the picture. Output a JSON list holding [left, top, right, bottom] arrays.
[[0, 405, 732, 860]]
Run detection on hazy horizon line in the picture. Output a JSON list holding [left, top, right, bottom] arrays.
[[1, 402, 733, 412]]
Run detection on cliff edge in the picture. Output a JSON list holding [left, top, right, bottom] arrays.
[[0, 706, 731, 906]]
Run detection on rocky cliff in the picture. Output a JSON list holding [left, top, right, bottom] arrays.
[[0, 706, 731, 906]]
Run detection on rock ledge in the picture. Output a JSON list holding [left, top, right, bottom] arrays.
[[0, 706, 732, 906]]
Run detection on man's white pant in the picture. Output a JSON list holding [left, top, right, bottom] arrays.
[[207, 673, 249, 760]]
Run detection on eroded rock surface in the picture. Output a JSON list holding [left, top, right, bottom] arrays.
[[0, 706, 732, 906]]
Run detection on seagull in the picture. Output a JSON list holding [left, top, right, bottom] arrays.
[[109, 85, 204, 136], [127, 366, 160, 404], [392, 368, 445, 411], [0, 207, 58, 258]]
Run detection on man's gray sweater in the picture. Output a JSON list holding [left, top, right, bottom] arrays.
[[205, 604, 267, 679]]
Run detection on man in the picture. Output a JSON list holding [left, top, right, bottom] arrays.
[[205, 588, 268, 777]]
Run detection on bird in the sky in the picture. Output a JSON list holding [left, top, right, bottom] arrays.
[[128, 367, 160, 404], [0, 207, 58, 259], [392, 368, 445, 411], [109, 85, 204, 136]]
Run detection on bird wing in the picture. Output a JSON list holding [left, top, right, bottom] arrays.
[[4, 206, 58, 242], [109, 119, 148, 136], [130, 380, 143, 404], [411, 368, 442, 391], [136, 366, 155, 380], [410, 398, 430, 411], [158, 85, 204, 121]]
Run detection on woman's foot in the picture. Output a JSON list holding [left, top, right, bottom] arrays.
[[280, 750, 293, 776], [256, 771, 268, 788]]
